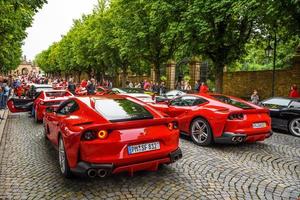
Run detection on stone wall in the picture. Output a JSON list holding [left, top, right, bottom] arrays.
[[223, 52, 300, 100]]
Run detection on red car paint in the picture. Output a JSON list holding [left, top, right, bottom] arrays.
[[150, 93, 272, 145], [33, 90, 73, 121], [7, 90, 73, 122], [43, 95, 181, 177]]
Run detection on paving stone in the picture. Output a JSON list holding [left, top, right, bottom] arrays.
[[0, 113, 299, 199]]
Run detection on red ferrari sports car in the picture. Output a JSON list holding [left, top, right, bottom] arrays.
[[7, 90, 73, 122], [43, 95, 182, 178], [150, 94, 272, 146]]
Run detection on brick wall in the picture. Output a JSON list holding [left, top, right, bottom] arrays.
[[223, 57, 300, 100]]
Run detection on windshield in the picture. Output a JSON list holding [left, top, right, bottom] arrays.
[[45, 91, 72, 97], [262, 98, 291, 109], [211, 95, 253, 109], [95, 99, 153, 122]]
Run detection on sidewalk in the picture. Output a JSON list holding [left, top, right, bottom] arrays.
[[0, 109, 9, 145]]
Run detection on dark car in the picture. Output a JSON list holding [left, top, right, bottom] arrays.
[[261, 97, 300, 137]]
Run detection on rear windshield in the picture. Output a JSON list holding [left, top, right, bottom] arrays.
[[36, 87, 53, 93], [95, 99, 153, 122], [121, 88, 144, 93], [45, 91, 71, 97], [211, 95, 253, 109]]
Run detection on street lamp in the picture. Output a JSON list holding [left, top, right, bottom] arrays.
[[265, 34, 277, 97], [265, 44, 273, 58]]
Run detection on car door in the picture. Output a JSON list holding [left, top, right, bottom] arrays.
[[167, 96, 195, 117], [7, 98, 34, 113], [48, 100, 79, 146]]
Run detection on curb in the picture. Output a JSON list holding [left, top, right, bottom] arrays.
[[0, 109, 9, 146]]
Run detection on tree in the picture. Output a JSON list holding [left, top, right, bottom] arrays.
[[182, 0, 261, 92], [0, 0, 47, 71]]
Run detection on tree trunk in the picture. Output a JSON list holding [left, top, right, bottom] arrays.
[[215, 63, 224, 93], [154, 63, 160, 83], [121, 65, 128, 87], [78, 71, 82, 83]]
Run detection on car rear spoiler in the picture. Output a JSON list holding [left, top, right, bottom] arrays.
[[73, 117, 176, 131]]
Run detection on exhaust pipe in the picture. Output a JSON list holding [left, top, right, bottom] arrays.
[[97, 169, 108, 178], [237, 137, 243, 142], [232, 137, 237, 142], [87, 169, 97, 178]]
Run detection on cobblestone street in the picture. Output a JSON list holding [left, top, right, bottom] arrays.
[[0, 113, 299, 200]]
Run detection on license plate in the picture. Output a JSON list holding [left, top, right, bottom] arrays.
[[253, 122, 266, 128], [128, 142, 160, 155]]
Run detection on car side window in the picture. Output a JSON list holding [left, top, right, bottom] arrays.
[[56, 100, 79, 115], [170, 97, 183, 106], [170, 96, 208, 107], [289, 101, 300, 109]]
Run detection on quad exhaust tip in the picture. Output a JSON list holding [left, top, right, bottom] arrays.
[[87, 169, 97, 178], [98, 169, 108, 178], [232, 136, 244, 143]]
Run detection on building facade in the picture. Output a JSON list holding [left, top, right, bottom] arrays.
[[11, 56, 40, 76]]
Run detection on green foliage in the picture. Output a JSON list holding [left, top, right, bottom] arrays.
[[0, 0, 47, 71], [34, 0, 299, 90]]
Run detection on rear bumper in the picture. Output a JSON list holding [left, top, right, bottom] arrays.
[[71, 148, 182, 177], [214, 131, 273, 144]]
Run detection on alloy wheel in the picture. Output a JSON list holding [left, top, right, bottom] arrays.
[[58, 138, 66, 174], [191, 119, 209, 144], [290, 118, 300, 137]]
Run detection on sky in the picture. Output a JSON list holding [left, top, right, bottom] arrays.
[[22, 0, 98, 61]]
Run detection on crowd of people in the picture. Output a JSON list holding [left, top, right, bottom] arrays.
[[0, 73, 299, 109], [125, 79, 210, 95]]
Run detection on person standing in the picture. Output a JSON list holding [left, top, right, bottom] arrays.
[[1, 82, 10, 109], [194, 80, 200, 92], [159, 82, 167, 96], [199, 82, 209, 94], [87, 78, 96, 95], [67, 78, 76, 95], [250, 90, 260, 105], [289, 84, 300, 98]]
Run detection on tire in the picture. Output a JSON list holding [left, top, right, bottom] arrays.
[[43, 122, 49, 140], [58, 136, 72, 178], [34, 106, 40, 123], [190, 117, 213, 146], [288, 118, 300, 137]]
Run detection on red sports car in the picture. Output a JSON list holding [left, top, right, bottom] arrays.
[[150, 94, 272, 146], [7, 90, 73, 122], [43, 95, 182, 178]]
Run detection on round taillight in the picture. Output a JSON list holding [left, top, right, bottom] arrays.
[[98, 130, 108, 139], [168, 123, 173, 130], [40, 101, 45, 105]]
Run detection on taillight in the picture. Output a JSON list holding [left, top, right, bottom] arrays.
[[83, 131, 96, 141], [168, 122, 178, 130], [82, 130, 109, 141], [228, 113, 244, 120], [97, 130, 108, 139], [40, 101, 45, 105]]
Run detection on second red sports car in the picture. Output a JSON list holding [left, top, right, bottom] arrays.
[[7, 90, 73, 122], [43, 95, 182, 178], [150, 93, 272, 146]]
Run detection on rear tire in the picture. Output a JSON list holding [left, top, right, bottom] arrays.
[[289, 118, 300, 137], [58, 136, 72, 178], [34, 108, 41, 123], [190, 117, 213, 146]]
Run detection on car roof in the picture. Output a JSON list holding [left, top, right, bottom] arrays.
[[32, 84, 52, 88], [262, 97, 300, 102]]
